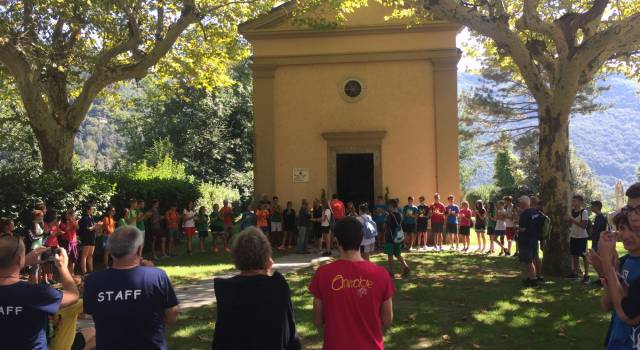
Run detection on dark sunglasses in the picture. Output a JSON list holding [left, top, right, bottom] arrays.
[[621, 205, 640, 216]]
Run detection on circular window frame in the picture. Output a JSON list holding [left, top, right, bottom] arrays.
[[339, 78, 365, 103]]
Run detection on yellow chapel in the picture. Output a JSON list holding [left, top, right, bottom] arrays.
[[240, 2, 462, 205]]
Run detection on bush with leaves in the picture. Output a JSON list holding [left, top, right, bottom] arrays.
[[0, 164, 116, 220], [465, 184, 498, 205], [111, 156, 200, 212], [197, 182, 241, 212]]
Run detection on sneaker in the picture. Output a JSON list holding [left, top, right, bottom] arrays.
[[513, 252, 519, 257], [537, 276, 545, 282], [582, 275, 590, 284]]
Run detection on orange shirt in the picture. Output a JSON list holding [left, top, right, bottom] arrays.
[[220, 206, 234, 226], [165, 210, 179, 230], [101, 216, 116, 236], [256, 209, 269, 228]]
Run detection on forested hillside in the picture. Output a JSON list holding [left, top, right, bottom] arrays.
[[460, 72, 640, 197]]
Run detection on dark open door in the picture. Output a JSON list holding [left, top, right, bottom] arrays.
[[336, 153, 374, 206]]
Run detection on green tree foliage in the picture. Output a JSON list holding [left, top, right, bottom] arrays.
[[493, 133, 522, 190], [0, 0, 276, 172], [118, 60, 254, 195], [512, 131, 602, 202]]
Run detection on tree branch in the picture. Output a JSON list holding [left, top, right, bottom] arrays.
[[69, 0, 199, 128], [423, 0, 551, 103], [554, 0, 609, 55], [574, 12, 640, 85], [0, 44, 51, 131], [516, 0, 569, 60]]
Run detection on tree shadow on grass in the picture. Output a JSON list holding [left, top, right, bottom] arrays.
[[168, 252, 609, 350]]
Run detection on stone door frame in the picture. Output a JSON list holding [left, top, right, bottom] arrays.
[[322, 131, 386, 200]]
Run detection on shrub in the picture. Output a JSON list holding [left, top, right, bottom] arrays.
[[465, 184, 498, 205], [111, 177, 199, 213], [0, 164, 116, 219], [197, 182, 240, 211]]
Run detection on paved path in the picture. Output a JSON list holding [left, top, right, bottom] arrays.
[[79, 252, 332, 328], [175, 253, 332, 310]]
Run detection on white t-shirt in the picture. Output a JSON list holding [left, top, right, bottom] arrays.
[[504, 205, 515, 228], [182, 209, 195, 228], [321, 208, 332, 227], [357, 214, 376, 247], [569, 209, 589, 238], [495, 209, 507, 231]]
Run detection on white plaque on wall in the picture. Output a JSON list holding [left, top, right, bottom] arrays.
[[293, 168, 309, 183]]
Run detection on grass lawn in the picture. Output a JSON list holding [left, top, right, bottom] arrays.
[[167, 249, 612, 350]]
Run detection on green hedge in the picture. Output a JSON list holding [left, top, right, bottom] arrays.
[[111, 177, 199, 213], [0, 165, 116, 219], [0, 165, 199, 222]]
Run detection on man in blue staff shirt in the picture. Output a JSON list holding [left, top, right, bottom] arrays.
[[84, 226, 180, 350], [0, 235, 79, 350]]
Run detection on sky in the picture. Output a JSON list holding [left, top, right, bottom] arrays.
[[456, 28, 482, 73]]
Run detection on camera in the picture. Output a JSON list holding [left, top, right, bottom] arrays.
[[40, 247, 61, 263]]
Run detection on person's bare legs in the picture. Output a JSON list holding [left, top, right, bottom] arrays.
[[199, 237, 206, 253], [80, 246, 90, 275], [79, 327, 96, 350], [387, 254, 394, 275], [571, 255, 582, 275], [583, 256, 590, 277], [323, 233, 332, 254], [86, 246, 94, 273], [397, 254, 410, 275], [160, 237, 167, 257]]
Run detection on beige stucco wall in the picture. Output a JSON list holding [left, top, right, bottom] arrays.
[[242, 2, 461, 206], [272, 60, 438, 204]]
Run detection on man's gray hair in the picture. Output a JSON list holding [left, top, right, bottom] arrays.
[[106, 226, 144, 259], [519, 195, 531, 206]]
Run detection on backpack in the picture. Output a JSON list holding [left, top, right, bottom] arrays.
[[541, 214, 552, 241], [390, 212, 404, 244], [361, 215, 378, 239]]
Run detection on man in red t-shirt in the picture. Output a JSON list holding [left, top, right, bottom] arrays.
[[309, 217, 394, 350], [430, 193, 446, 252], [330, 194, 346, 221]]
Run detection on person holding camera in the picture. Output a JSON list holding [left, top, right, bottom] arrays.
[[0, 235, 79, 350]]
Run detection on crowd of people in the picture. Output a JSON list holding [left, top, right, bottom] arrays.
[[1, 183, 640, 349]]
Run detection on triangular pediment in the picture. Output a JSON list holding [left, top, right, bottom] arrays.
[[240, 1, 461, 39]]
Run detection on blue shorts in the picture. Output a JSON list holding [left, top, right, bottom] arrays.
[[494, 230, 505, 236]]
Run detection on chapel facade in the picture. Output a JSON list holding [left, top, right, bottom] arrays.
[[240, 2, 462, 205]]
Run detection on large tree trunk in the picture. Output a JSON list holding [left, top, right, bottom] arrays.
[[31, 122, 76, 173], [539, 101, 573, 276]]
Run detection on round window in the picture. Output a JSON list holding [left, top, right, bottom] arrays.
[[341, 78, 365, 102], [344, 80, 362, 98]]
